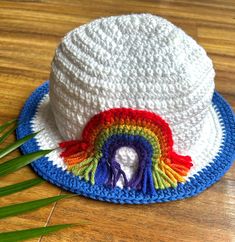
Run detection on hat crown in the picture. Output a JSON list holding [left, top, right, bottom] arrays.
[[49, 14, 215, 154]]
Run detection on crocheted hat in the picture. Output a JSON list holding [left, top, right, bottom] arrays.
[[17, 14, 235, 204]]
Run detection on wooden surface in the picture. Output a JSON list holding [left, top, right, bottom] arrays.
[[0, 0, 235, 241]]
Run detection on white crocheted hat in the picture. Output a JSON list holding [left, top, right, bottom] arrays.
[[17, 14, 235, 204]]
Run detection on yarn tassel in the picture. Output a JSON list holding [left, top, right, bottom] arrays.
[[128, 164, 144, 189], [60, 141, 88, 157], [106, 158, 128, 188], [95, 159, 110, 185], [147, 167, 156, 194]]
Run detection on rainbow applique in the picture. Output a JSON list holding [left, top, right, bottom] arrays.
[[59, 108, 192, 194]]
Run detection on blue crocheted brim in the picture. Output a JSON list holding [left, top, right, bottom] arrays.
[[16, 82, 235, 204]]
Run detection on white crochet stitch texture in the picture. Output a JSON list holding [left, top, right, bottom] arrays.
[[31, 14, 223, 188], [49, 13, 215, 155]]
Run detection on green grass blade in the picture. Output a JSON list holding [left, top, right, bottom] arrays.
[[0, 119, 17, 134], [0, 150, 52, 177], [0, 178, 44, 197], [0, 132, 40, 159], [0, 194, 70, 219], [0, 125, 17, 145], [0, 224, 73, 242]]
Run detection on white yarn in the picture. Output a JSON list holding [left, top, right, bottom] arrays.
[[30, 14, 223, 188], [49, 14, 215, 154], [115, 147, 139, 187]]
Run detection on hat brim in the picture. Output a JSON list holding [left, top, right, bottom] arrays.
[[16, 81, 235, 204]]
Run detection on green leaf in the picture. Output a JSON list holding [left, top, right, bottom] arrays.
[[0, 194, 70, 219], [0, 125, 17, 145], [0, 150, 52, 177], [0, 132, 40, 159], [0, 224, 73, 242], [0, 119, 17, 134], [0, 120, 76, 241], [0, 178, 44, 197]]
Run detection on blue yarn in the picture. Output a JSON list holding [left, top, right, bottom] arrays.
[[16, 81, 235, 204], [147, 166, 156, 195], [95, 158, 110, 185], [97, 134, 154, 192]]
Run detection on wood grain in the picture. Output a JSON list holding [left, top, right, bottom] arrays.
[[0, 0, 234, 241]]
